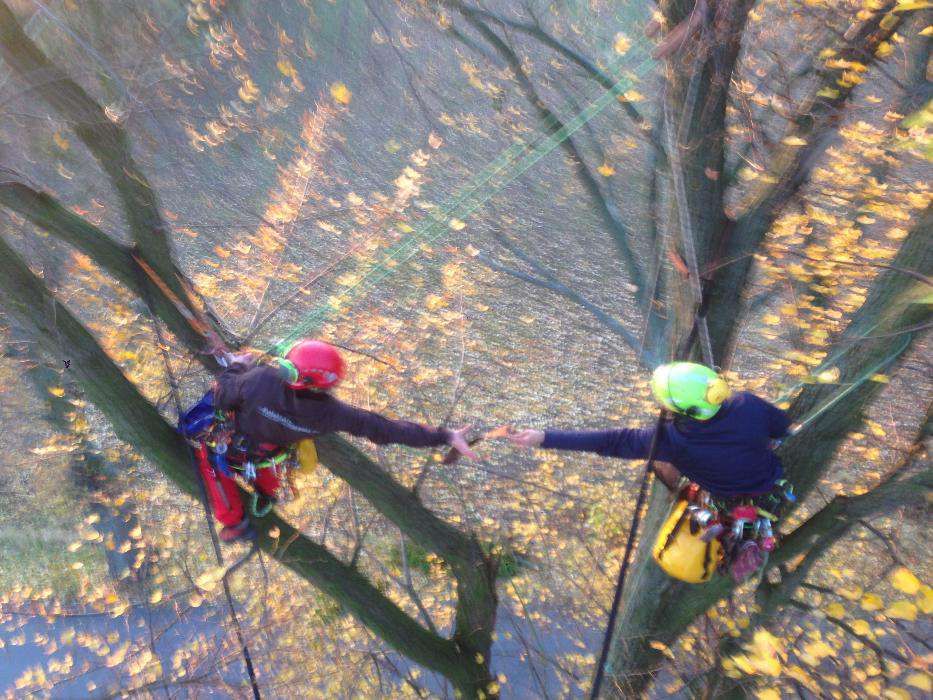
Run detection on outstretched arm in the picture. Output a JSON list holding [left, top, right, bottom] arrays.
[[510, 426, 673, 461], [324, 397, 476, 458]]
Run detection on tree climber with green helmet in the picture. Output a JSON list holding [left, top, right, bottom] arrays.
[[508, 362, 790, 499]]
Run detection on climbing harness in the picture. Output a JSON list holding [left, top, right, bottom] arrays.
[[653, 480, 796, 584], [179, 390, 316, 518]]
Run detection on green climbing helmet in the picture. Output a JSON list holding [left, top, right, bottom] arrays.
[[650, 362, 732, 420]]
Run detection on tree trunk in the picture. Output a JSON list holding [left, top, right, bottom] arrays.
[[704, 1, 906, 362], [603, 207, 931, 697]]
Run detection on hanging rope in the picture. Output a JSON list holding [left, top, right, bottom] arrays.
[[132, 252, 263, 700], [587, 302, 714, 699], [588, 412, 663, 700]]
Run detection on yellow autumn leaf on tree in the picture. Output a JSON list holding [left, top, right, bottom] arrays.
[[732, 629, 783, 677], [890, 567, 921, 594], [330, 82, 352, 105], [597, 163, 615, 177], [885, 600, 918, 621], [448, 218, 466, 231], [824, 602, 845, 618], [861, 592, 884, 611], [276, 58, 296, 78], [48, 386, 65, 397], [802, 640, 832, 660], [894, 1, 932, 12], [816, 367, 840, 383], [882, 689, 911, 700], [782, 136, 807, 146], [756, 689, 780, 700], [195, 566, 227, 592], [424, 294, 447, 311], [917, 585, 933, 614], [613, 33, 631, 54]]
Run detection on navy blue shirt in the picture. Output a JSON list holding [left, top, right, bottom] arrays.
[[542, 392, 789, 497]]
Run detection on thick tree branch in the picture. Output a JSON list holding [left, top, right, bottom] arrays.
[[781, 204, 932, 495], [0, 1, 237, 352], [604, 203, 931, 697], [0, 181, 220, 364], [312, 433, 498, 664], [0, 179, 499, 696], [0, 231, 492, 696], [441, 1, 660, 149], [705, 1, 911, 359]]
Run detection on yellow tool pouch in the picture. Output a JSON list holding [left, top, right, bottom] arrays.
[[652, 499, 722, 583], [295, 439, 318, 473]]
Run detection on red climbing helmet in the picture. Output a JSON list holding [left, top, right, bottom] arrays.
[[280, 340, 345, 390]]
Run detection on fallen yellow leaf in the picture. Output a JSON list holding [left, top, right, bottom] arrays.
[[890, 567, 921, 595], [330, 82, 352, 105], [885, 600, 918, 621]]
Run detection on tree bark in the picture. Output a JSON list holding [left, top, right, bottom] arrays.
[[0, 181, 218, 367], [0, 2, 171, 284], [603, 205, 931, 697]]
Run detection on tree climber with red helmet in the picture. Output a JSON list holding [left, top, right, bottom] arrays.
[[181, 339, 476, 542], [507, 363, 795, 581]]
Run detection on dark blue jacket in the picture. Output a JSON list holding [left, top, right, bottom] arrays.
[[542, 392, 789, 497], [214, 364, 450, 449]]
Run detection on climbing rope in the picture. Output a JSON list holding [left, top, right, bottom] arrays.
[[587, 303, 716, 698], [133, 253, 263, 700], [588, 412, 663, 700]]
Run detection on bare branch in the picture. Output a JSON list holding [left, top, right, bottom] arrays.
[[449, 6, 648, 296], [476, 252, 640, 351]]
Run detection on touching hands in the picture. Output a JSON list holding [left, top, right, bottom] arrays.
[[445, 426, 545, 460], [448, 425, 479, 460]]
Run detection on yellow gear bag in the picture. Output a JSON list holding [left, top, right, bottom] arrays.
[[295, 439, 318, 473], [652, 499, 722, 583]]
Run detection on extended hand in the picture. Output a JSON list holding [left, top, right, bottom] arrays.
[[448, 425, 478, 460], [508, 428, 545, 448]]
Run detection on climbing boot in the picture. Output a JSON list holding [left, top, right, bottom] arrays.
[[219, 518, 256, 543]]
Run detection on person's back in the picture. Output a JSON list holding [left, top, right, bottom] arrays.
[[184, 339, 474, 542], [215, 362, 455, 449], [649, 392, 788, 496]]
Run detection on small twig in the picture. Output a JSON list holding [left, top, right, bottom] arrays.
[[857, 520, 904, 565], [399, 533, 440, 635]]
